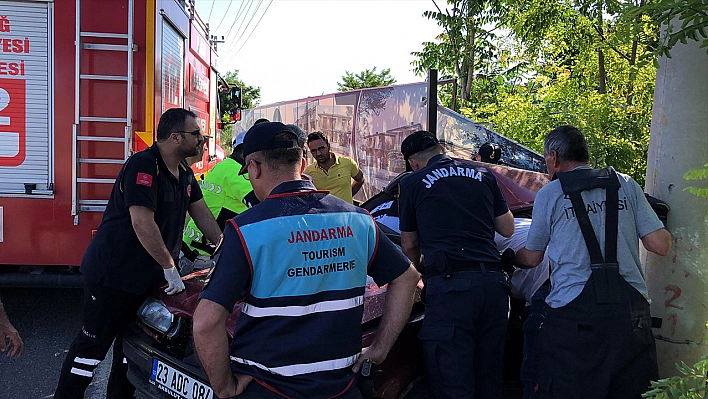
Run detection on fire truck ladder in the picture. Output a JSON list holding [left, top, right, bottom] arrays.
[[72, 0, 135, 224]]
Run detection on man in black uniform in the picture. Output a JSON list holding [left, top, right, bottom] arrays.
[[54, 108, 222, 399], [398, 130, 514, 399]]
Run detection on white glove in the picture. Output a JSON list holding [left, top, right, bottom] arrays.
[[163, 266, 185, 295]]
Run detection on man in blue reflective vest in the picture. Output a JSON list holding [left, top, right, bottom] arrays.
[[399, 130, 514, 399], [192, 122, 420, 399]]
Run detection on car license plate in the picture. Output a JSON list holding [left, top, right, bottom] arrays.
[[150, 358, 213, 399]]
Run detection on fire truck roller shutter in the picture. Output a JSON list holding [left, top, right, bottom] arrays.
[[0, 1, 52, 195], [161, 19, 184, 112]]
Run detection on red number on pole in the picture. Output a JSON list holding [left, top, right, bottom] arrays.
[[664, 284, 684, 310]]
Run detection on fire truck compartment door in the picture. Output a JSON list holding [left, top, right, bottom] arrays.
[[0, 1, 53, 196], [161, 19, 184, 112]]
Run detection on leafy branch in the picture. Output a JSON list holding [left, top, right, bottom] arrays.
[[630, 0, 708, 59], [643, 355, 708, 398], [683, 162, 708, 198]]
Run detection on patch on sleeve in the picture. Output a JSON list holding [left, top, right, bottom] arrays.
[[136, 172, 153, 187], [187, 185, 191, 197]]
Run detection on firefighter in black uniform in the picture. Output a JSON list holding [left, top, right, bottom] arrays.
[[54, 108, 222, 399], [398, 130, 515, 399]]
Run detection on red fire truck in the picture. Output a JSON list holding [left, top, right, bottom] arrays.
[[0, 0, 227, 285]]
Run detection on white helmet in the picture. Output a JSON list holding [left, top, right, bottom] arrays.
[[232, 131, 247, 149]]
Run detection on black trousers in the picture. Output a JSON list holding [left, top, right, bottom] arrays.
[[533, 272, 658, 399], [521, 282, 550, 399], [54, 278, 147, 399], [419, 271, 510, 399]]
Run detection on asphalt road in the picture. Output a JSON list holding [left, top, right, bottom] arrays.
[[0, 287, 117, 399]]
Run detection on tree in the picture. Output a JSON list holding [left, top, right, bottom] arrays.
[[498, 0, 658, 183], [630, 0, 708, 60], [218, 70, 260, 153], [411, 0, 507, 104], [219, 70, 260, 111], [336, 67, 397, 91], [410, 0, 660, 183], [504, 0, 657, 105]]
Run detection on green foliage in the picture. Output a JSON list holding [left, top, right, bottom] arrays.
[[643, 355, 708, 398], [219, 70, 261, 111], [630, 0, 708, 59], [683, 163, 708, 198], [220, 114, 234, 157], [337, 67, 397, 92], [460, 70, 653, 183], [413, 0, 658, 184], [643, 321, 708, 398], [411, 0, 507, 104]]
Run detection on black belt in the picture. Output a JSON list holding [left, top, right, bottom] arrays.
[[426, 259, 502, 278]]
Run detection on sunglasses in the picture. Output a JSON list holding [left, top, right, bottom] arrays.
[[310, 145, 327, 155], [174, 129, 203, 138], [242, 159, 261, 180]]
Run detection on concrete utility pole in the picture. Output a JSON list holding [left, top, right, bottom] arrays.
[[644, 37, 708, 376]]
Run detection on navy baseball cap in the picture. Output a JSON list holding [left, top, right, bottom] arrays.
[[401, 130, 439, 171], [401, 130, 439, 160], [238, 122, 299, 175]]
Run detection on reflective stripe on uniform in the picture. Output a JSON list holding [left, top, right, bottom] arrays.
[[200, 179, 222, 194], [74, 357, 101, 366], [230, 353, 359, 377], [241, 296, 363, 318], [70, 367, 93, 377]]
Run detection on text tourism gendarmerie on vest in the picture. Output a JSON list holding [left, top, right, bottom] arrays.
[[286, 225, 358, 278]]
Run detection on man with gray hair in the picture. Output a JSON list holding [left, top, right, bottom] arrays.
[[515, 125, 671, 398]]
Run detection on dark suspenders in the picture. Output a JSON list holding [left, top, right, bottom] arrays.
[[556, 167, 622, 304], [555, 167, 662, 327]]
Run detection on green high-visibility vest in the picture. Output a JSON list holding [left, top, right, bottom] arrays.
[[182, 158, 252, 255]]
